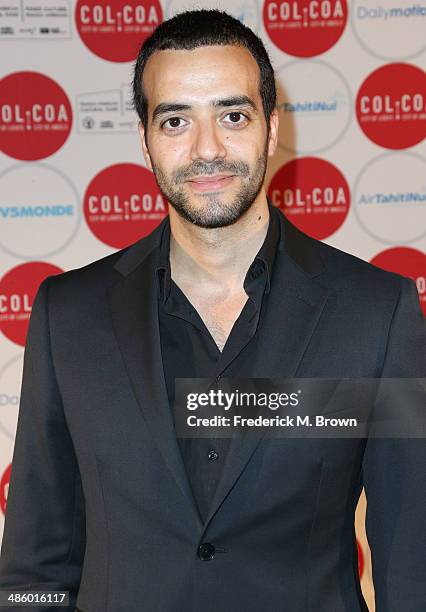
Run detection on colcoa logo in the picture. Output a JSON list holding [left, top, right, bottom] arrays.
[[87, 193, 165, 218], [0, 293, 32, 314], [266, 0, 345, 21], [268, 157, 350, 240], [1, 104, 69, 125], [358, 93, 424, 116], [84, 163, 168, 248], [0, 262, 63, 346], [78, 3, 159, 25], [274, 185, 347, 208], [356, 63, 426, 149], [263, 0, 347, 57], [0, 72, 72, 161], [75, 0, 163, 62]]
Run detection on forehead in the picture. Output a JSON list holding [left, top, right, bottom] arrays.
[[142, 44, 261, 109]]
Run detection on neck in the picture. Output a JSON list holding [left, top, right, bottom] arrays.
[[168, 191, 270, 295]]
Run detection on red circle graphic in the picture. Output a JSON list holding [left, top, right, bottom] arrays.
[[0, 262, 63, 347], [75, 0, 163, 62], [0, 463, 12, 515], [356, 64, 426, 149], [268, 157, 350, 240], [263, 0, 348, 57], [357, 539, 364, 579], [371, 247, 426, 316], [83, 163, 168, 249], [0, 72, 72, 161]]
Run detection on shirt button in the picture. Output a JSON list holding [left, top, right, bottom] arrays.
[[198, 542, 216, 561], [208, 450, 219, 461]]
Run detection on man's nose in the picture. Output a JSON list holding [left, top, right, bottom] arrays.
[[190, 119, 227, 162]]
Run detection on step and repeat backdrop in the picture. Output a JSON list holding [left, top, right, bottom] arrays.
[[0, 1, 425, 608]]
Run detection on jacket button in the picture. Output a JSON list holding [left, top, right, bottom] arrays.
[[198, 542, 216, 560], [208, 450, 219, 461]]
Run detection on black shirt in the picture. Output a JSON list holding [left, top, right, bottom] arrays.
[[156, 205, 280, 521]]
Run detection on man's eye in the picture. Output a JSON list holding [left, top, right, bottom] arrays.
[[163, 117, 185, 129], [223, 112, 248, 126]]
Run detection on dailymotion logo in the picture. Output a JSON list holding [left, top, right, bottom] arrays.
[[356, 4, 426, 19]]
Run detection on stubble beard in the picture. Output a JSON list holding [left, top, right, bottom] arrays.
[[149, 139, 269, 229]]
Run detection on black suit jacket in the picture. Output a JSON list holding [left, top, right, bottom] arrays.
[[0, 206, 425, 612]]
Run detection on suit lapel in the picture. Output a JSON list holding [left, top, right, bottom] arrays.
[[107, 220, 203, 528], [201, 212, 330, 532]]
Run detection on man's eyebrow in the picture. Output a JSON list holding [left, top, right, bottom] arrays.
[[152, 103, 192, 123], [212, 95, 258, 111], [151, 96, 258, 123]]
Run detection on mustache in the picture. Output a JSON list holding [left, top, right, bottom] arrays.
[[174, 160, 250, 183]]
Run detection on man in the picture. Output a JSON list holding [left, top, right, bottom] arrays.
[[0, 9, 425, 612]]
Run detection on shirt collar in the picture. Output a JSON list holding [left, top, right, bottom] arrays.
[[156, 198, 280, 303]]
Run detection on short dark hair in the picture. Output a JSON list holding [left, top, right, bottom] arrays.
[[132, 9, 276, 136]]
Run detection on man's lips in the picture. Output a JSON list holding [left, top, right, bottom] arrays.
[[186, 174, 236, 192], [188, 174, 235, 182]]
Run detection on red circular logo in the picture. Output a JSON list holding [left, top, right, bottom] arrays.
[[356, 64, 426, 150], [263, 0, 348, 57], [268, 157, 350, 240], [371, 247, 426, 316], [84, 163, 168, 249], [0, 463, 12, 515], [0, 72, 72, 161], [357, 539, 364, 579], [0, 262, 63, 347], [75, 0, 163, 63]]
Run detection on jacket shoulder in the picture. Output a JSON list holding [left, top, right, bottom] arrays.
[[315, 236, 410, 293], [279, 208, 407, 294], [42, 247, 128, 297]]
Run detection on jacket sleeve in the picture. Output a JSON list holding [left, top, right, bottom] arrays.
[[362, 276, 426, 611], [0, 277, 86, 611]]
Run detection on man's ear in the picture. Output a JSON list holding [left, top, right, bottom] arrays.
[[138, 122, 153, 171], [267, 108, 279, 157]]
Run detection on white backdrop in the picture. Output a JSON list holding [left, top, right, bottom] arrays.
[[1, 2, 425, 608]]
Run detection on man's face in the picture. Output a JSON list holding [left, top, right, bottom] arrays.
[[139, 44, 278, 228]]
